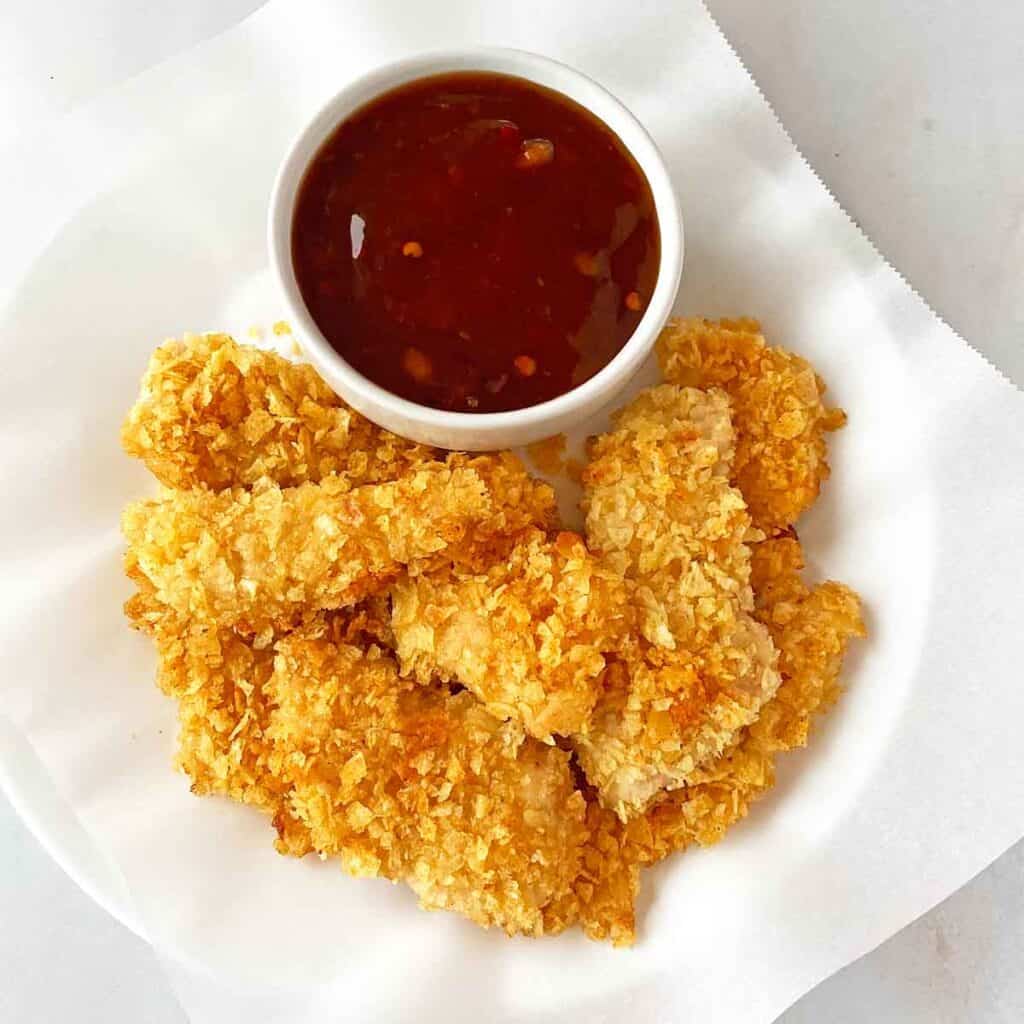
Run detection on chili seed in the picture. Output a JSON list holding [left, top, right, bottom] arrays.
[[514, 355, 537, 377], [403, 347, 432, 382], [516, 138, 555, 169], [625, 291, 643, 311], [402, 241, 424, 258]]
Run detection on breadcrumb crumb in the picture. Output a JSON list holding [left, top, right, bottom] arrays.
[[526, 434, 567, 476]]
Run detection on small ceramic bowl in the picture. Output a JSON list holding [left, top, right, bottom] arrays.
[[268, 47, 683, 450]]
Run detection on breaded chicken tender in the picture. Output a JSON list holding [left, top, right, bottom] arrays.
[[635, 534, 863, 858], [122, 333, 435, 490], [567, 536, 864, 945], [266, 630, 588, 936], [574, 386, 780, 819], [123, 454, 555, 636], [390, 528, 630, 741], [125, 563, 396, 854], [126, 582, 283, 806], [657, 318, 846, 533]]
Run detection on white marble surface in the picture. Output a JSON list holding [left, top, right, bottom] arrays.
[[1, 1, 1021, 1021]]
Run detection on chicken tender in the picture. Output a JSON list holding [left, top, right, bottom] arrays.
[[122, 332, 435, 490], [574, 385, 780, 819], [657, 318, 846, 533], [545, 537, 864, 946], [266, 629, 588, 936], [126, 583, 282, 802], [638, 534, 863, 859], [126, 565, 398, 854], [123, 454, 555, 636], [124, 569, 315, 852], [578, 535, 865, 908], [390, 528, 630, 741]]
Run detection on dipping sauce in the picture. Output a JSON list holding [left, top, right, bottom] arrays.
[[292, 71, 660, 413]]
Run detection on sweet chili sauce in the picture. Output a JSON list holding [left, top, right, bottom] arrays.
[[291, 72, 660, 413]]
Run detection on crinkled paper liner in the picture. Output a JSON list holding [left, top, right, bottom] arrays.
[[0, 2, 1022, 1022]]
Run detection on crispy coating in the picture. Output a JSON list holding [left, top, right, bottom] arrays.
[[558, 533, 862, 947], [266, 631, 589, 936], [570, 536, 864, 946], [126, 583, 281, 804], [124, 571, 314, 853], [390, 528, 630, 741], [525, 434, 568, 476], [125, 564, 396, 854], [123, 454, 555, 635], [574, 385, 780, 818], [541, 795, 641, 946], [657, 318, 846, 533], [122, 333, 435, 490], [636, 534, 863, 857], [745, 536, 864, 749]]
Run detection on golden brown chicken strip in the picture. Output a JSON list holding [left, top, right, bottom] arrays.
[[123, 454, 555, 636], [266, 630, 589, 936], [125, 565, 396, 854], [122, 332, 435, 490], [638, 535, 863, 858], [657, 318, 846, 533], [574, 385, 780, 819], [390, 528, 630, 741], [124, 571, 314, 852], [545, 535, 864, 946], [572, 535, 864, 927], [126, 583, 282, 804]]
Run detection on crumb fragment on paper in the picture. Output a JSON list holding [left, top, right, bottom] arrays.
[[526, 434, 568, 476]]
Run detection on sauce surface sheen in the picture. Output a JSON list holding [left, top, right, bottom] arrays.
[[292, 71, 660, 413]]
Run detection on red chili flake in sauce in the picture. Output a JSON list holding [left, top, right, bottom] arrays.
[[292, 71, 660, 413]]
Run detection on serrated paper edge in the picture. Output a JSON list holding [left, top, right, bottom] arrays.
[[699, 1, 1021, 397]]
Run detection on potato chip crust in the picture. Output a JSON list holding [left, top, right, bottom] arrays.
[[266, 630, 588, 936], [123, 454, 555, 635], [657, 318, 846, 533], [391, 528, 629, 741], [574, 385, 780, 819], [122, 332, 435, 490]]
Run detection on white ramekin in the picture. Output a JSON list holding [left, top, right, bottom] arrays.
[[268, 48, 683, 451]]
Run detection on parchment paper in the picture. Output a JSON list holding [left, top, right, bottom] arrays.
[[1, 1, 1022, 1021]]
